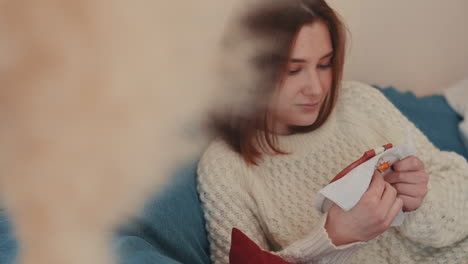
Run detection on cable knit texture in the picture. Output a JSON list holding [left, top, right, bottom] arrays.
[[197, 81, 468, 264]]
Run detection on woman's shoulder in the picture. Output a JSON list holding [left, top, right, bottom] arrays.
[[337, 81, 397, 115], [340, 81, 388, 103], [197, 138, 246, 180], [337, 81, 413, 144], [199, 138, 242, 164]]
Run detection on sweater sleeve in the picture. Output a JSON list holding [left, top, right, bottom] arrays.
[[344, 81, 468, 248], [197, 142, 364, 264]]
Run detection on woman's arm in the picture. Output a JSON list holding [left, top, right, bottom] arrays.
[[196, 142, 363, 264], [344, 81, 468, 248], [398, 149, 467, 248]]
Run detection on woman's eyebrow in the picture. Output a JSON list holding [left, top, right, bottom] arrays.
[[320, 51, 334, 60], [290, 51, 334, 63], [290, 58, 306, 63]]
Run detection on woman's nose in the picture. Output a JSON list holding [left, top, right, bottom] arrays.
[[302, 70, 322, 96]]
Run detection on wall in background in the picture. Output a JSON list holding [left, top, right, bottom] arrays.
[[327, 0, 468, 95]]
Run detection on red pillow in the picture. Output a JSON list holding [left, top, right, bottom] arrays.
[[229, 228, 292, 264]]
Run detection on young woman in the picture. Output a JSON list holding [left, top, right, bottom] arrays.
[[197, 1, 468, 263]]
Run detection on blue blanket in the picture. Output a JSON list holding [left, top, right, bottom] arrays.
[[0, 87, 465, 264], [376, 86, 467, 159]]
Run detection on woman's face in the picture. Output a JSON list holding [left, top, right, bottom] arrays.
[[269, 21, 334, 135]]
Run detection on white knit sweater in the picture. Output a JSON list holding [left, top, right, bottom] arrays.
[[197, 81, 468, 264]]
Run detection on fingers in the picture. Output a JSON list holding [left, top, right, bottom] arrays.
[[383, 197, 403, 227], [384, 171, 429, 184], [379, 183, 397, 213], [392, 183, 428, 198], [396, 194, 422, 212], [367, 170, 385, 198], [392, 156, 425, 172]]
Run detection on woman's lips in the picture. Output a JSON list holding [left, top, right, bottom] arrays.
[[297, 102, 320, 111]]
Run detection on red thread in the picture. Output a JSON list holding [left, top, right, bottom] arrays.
[[329, 144, 393, 183]]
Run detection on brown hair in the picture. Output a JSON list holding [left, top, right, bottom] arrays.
[[212, 0, 347, 165]]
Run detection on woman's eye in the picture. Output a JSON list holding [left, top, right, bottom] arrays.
[[318, 63, 333, 70], [288, 68, 301, 75]]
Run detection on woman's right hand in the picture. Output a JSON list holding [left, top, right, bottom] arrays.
[[324, 170, 403, 246]]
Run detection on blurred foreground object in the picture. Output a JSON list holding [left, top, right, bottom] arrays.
[[0, 0, 262, 263]]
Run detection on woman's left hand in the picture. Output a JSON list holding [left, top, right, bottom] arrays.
[[383, 156, 429, 212]]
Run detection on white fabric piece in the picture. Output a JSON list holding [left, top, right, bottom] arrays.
[[315, 125, 416, 227], [442, 78, 468, 150], [442, 78, 468, 117], [460, 110, 468, 150]]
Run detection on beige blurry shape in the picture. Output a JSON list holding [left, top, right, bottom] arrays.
[[0, 0, 263, 263]]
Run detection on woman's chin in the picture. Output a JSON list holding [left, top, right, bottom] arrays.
[[291, 121, 318, 128], [296, 116, 319, 127]]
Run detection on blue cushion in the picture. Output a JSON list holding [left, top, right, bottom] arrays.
[[114, 161, 210, 264], [0, 212, 17, 264], [375, 86, 467, 160]]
